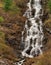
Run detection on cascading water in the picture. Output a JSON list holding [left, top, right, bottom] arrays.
[[22, 0, 44, 58], [14, 0, 44, 65], [16, 0, 44, 65]]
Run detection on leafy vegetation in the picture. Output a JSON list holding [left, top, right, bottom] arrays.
[[11, 4, 21, 14], [47, 0, 51, 13], [4, 0, 12, 11], [0, 16, 4, 23]]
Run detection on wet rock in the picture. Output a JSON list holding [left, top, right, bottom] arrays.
[[42, 11, 49, 22], [31, 9, 35, 17]]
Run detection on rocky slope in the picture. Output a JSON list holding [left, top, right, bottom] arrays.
[[0, 0, 51, 65]]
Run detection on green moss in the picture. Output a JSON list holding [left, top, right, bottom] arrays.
[[0, 16, 4, 23]]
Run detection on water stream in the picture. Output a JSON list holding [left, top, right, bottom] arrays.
[[22, 0, 44, 58], [17, 0, 44, 65]]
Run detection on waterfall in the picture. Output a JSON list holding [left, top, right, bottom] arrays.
[[16, 0, 44, 65], [22, 0, 44, 58]]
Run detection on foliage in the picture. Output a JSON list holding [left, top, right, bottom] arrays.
[[0, 16, 4, 23], [11, 6, 21, 14], [4, 0, 12, 11], [47, 0, 51, 13]]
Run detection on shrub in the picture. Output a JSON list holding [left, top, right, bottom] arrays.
[[12, 6, 21, 14], [47, 0, 51, 13], [4, 0, 12, 11], [0, 16, 4, 23]]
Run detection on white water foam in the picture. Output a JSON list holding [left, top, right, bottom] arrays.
[[22, 0, 44, 58]]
